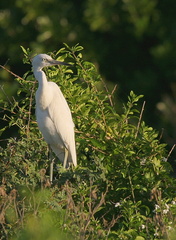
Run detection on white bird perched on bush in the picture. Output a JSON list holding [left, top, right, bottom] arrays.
[[32, 54, 77, 182]]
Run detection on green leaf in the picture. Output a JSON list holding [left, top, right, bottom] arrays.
[[135, 236, 145, 240], [20, 45, 28, 55]]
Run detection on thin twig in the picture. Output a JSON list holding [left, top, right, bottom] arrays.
[[127, 169, 137, 210], [166, 144, 176, 161], [135, 101, 146, 138], [100, 78, 118, 107], [111, 84, 118, 96], [87, 143, 107, 155], [102, 81, 118, 107], [0, 65, 25, 83], [159, 128, 164, 141], [110, 84, 118, 107], [0, 85, 14, 106]]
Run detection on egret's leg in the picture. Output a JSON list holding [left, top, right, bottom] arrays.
[[48, 146, 55, 183], [50, 159, 55, 183], [63, 148, 68, 168]]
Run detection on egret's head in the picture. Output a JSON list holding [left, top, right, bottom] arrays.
[[32, 54, 70, 70]]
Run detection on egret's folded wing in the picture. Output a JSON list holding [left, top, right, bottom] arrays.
[[47, 82, 77, 166]]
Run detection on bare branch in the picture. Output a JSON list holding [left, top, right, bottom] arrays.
[[0, 65, 25, 83]]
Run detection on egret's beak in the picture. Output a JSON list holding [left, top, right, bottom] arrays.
[[49, 59, 71, 66]]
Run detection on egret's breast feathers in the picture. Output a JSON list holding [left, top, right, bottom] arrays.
[[35, 84, 53, 110]]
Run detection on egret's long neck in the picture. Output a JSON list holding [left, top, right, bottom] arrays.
[[34, 68, 48, 89], [34, 68, 52, 110]]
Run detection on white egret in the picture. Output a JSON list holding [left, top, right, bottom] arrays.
[[32, 54, 77, 183]]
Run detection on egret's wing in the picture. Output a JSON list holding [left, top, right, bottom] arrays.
[[47, 82, 77, 166]]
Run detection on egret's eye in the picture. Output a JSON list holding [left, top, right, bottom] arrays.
[[42, 58, 47, 62]]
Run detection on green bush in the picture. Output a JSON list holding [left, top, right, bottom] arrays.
[[0, 44, 176, 239]]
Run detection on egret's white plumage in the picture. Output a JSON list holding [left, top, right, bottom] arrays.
[[32, 54, 77, 181]]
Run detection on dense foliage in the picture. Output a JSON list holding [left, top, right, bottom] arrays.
[[0, 45, 176, 239]]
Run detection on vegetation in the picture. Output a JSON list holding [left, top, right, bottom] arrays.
[[0, 45, 176, 239], [1, 0, 176, 148]]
